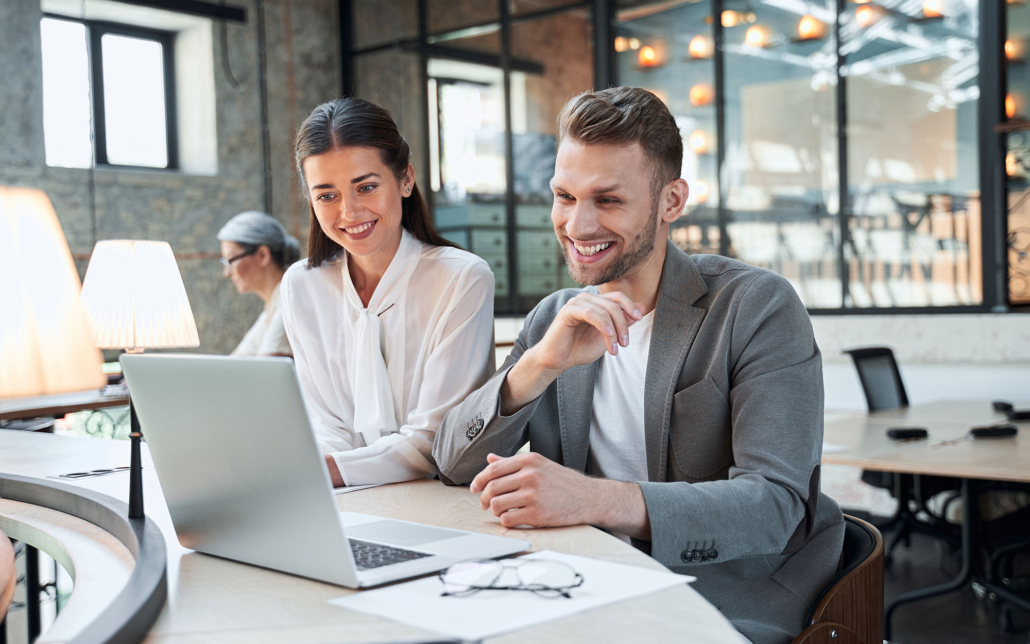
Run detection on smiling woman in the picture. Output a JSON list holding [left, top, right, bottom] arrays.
[[279, 98, 497, 488]]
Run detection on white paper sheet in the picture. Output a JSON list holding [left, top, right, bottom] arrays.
[[333, 484, 383, 495], [329, 550, 695, 641]]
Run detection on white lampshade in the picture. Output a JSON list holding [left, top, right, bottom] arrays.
[[80, 240, 200, 350], [0, 187, 106, 398]]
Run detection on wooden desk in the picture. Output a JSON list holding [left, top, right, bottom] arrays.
[[0, 431, 742, 644], [823, 400, 1029, 482], [0, 389, 129, 422], [822, 400, 1030, 639]]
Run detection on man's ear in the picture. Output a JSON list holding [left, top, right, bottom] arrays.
[[662, 178, 689, 225]]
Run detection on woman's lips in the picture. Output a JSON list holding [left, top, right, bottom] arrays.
[[342, 219, 377, 241]]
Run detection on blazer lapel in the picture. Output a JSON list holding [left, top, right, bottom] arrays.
[[644, 241, 709, 482], [557, 359, 598, 472]]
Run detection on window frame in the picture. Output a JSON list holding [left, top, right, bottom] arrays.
[[42, 14, 179, 171]]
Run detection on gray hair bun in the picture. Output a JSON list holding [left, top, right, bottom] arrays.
[[217, 211, 301, 268]]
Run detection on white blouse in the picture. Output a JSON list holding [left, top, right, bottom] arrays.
[[232, 284, 292, 357], [279, 229, 496, 486]]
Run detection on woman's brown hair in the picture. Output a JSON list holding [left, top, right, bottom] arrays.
[[295, 97, 456, 268]]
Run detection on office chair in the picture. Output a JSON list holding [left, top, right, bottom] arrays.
[[843, 347, 959, 567], [791, 515, 884, 644]]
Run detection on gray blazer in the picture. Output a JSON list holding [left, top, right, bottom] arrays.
[[433, 241, 844, 644]]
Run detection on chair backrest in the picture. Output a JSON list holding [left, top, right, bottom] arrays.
[[792, 515, 884, 644], [843, 347, 908, 411]]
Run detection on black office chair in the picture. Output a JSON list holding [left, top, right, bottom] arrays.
[[792, 515, 884, 644], [843, 347, 959, 567]]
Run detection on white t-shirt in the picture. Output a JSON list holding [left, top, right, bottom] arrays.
[[231, 284, 292, 357], [586, 310, 655, 484]]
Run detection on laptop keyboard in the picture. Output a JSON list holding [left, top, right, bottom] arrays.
[[349, 538, 432, 571]]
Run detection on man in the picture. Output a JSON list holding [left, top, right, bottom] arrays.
[[432, 87, 843, 644]]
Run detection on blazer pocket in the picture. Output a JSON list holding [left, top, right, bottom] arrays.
[[669, 377, 733, 480]]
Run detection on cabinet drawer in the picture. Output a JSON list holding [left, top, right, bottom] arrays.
[[439, 229, 469, 249], [519, 272, 562, 295], [516, 205, 553, 228], [471, 229, 507, 253], [517, 230, 558, 252], [469, 203, 506, 226]]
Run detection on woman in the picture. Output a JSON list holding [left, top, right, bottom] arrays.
[[280, 98, 495, 487], [217, 210, 301, 356]]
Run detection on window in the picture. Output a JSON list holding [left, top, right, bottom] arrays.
[[40, 16, 177, 170]]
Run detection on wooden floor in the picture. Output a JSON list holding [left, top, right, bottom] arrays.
[[884, 529, 1030, 644]]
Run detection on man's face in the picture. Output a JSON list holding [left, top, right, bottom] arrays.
[[551, 139, 662, 286]]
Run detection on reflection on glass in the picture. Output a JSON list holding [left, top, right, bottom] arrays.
[[1007, 1, 1030, 305], [40, 18, 93, 169], [618, 0, 720, 258], [428, 59, 510, 303], [428, 0, 499, 35], [511, 9, 593, 310], [101, 34, 168, 168], [843, 0, 981, 307], [722, 0, 841, 308]]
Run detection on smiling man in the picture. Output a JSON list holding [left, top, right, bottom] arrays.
[[432, 87, 843, 644]]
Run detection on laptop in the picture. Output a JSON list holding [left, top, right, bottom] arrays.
[[120, 353, 529, 588]]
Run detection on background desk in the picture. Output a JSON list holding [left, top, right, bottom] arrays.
[[822, 400, 1030, 639], [0, 390, 128, 423], [0, 431, 743, 644]]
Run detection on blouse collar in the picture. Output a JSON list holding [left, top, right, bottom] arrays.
[[340, 228, 422, 314]]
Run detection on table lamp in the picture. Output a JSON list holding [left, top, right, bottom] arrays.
[[80, 240, 200, 519], [0, 187, 106, 399]]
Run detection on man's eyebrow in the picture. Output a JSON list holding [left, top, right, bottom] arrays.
[[351, 173, 380, 184], [592, 184, 622, 194]]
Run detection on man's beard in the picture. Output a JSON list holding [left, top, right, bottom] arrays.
[[560, 198, 659, 287]]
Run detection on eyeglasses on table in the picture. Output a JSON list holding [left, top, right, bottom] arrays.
[[438, 558, 584, 598]]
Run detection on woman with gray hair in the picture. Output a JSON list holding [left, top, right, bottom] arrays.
[[217, 210, 301, 356]]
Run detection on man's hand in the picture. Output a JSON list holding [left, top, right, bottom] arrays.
[[501, 292, 644, 414], [469, 452, 651, 540]]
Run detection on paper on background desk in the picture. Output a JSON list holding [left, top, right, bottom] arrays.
[[330, 550, 695, 641], [822, 442, 850, 453]]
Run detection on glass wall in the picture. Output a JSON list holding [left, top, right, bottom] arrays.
[[348, 0, 1016, 313]]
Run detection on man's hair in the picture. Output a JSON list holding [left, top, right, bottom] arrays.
[[556, 86, 683, 202]]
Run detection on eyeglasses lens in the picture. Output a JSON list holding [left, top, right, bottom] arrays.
[[441, 561, 503, 594], [517, 560, 578, 593]]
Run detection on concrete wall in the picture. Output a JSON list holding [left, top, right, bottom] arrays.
[[0, 0, 341, 355]]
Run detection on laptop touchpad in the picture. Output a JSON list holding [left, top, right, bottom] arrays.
[[347, 520, 466, 547]]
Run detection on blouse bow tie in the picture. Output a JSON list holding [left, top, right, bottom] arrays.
[[343, 232, 421, 446]]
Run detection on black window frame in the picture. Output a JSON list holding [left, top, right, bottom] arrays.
[[41, 14, 179, 171], [340, 0, 1026, 316]]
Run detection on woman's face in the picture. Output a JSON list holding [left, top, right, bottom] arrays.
[[221, 240, 264, 294], [303, 146, 413, 264]]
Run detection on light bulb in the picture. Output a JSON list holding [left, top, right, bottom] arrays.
[[855, 5, 880, 27], [922, 0, 943, 18], [638, 46, 659, 67], [689, 84, 713, 107], [722, 11, 739, 27], [688, 35, 713, 59], [1007, 94, 1019, 119], [615, 36, 629, 53], [797, 15, 825, 40], [744, 25, 769, 47], [628, 37, 641, 50], [689, 130, 708, 154]]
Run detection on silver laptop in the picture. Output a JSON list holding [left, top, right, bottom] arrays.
[[120, 353, 528, 588]]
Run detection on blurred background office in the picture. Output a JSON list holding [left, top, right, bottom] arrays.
[[1, 0, 1029, 642]]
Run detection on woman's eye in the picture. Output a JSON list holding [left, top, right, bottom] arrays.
[[358, 184, 376, 194], [316, 193, 335, 203]]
